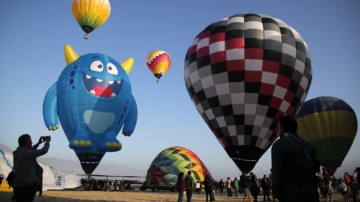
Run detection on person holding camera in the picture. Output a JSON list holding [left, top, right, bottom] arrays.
[[12, 134, 51, 202]]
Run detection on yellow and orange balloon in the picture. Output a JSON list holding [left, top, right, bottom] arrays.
[[146, 50, 171, 83], [71, 0, 111, 39]]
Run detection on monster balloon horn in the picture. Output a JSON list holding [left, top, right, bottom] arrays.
[[43, 45, 138, 174]]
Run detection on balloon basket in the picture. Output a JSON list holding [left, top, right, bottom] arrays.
[[156, 79, 160, 83], [84, 34, 89, 39]]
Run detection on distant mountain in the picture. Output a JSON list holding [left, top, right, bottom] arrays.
[[37, 156, 147, 177]]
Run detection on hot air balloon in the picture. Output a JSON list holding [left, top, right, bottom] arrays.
[[295, 96, 358, 176], [71, 0, 111, 39], [146, 146, 213, 184], [146, 50, 171, 83], [43, 45, 138, 174], [184, 14, 313, 173]]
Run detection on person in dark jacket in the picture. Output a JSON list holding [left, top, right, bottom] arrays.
[[218, 179, 224, 195], [250, 172, 259, 201], [261, 175, 271, 201], [240, 171, 253, 202], [185, 171, 194, 202], [271, 115, 317, 202], [203, 175, 215, 202], [177, 172, 186, 202], [29, 162, 43, 202], [350, 179, 359, 202], [13, 134, 50, 202]]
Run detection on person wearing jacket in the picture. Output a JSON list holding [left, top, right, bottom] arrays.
[[225, 177, 232, 197], [240, 171, 253, 202], [350, 179, 359, 202], [13, 134, 50, 202], [177, 172, 186, 202], [203, 175, 215, 202], [261, 175, 271, 201], [250, 172, 259, 201], [185, 171, 194, 202], [271, 115, 317, 202]]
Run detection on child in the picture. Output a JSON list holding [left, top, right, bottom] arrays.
[[337, 179, 349, 202]]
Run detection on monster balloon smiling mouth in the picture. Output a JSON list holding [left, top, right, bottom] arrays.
[[82, 72, 123, 98]]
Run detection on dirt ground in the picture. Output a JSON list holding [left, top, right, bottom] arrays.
[[0, 188, 350, 202]]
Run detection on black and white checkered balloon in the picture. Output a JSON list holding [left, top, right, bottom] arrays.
[[184, 14, 312, 173]]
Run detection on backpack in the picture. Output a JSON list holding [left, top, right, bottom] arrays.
[[6, 170, 15, 188]]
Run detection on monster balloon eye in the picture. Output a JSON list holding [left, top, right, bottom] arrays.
[[107, 63, 118, 75], [90, 61, 104, 72]]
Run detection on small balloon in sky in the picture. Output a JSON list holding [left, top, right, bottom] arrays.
[[71, 0, 111, 39], [43, 44, 138, 174], [146, 50, 171, 83]]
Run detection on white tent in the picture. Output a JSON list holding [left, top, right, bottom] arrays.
[[0, 144, 82, 191]]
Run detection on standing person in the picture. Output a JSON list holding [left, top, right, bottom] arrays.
[[185, 171, 194, 202], [353, 168, 359, 185], [234, 177, 239, 197], [331, 176, 337, 193], [13, 134, 51, 202], [29, 162, 43, 202], [322, 168, 332, 202], [269, 169, 276, 202], [338, 179, 349, 202], [350, 179, 359, 202], [203, 175, 215, 202], [344, 172, 352, 196], [226, 177, 232, 197], [250, 172, 259, 201], [240, 171, 253, 202], [271, 115, 318, 202], [356, 167, 360, 187], [195, 180, 201, 194], [261, 174, 271, 201], [218, 179, 224, 195], [0, 174, 3, 186], [177, 172, 186, 202]]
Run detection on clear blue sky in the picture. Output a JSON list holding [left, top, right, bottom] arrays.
[[1, 0, 359, 180]]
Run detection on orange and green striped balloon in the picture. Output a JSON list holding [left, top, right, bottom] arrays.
[[146, 146, 213, 184], [71, 0, 111, 38], [295, 96, 358, 176]]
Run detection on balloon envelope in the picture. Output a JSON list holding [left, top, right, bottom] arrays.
[[146, 146, 213, 184], [184, 14, 312, 173], [146, 50, 171, 81], [43, 45, 137, 174], [71, 0, 111, 35], [295, 96, 358, 176]]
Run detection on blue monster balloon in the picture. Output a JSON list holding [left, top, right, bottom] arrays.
[[43, 45, 138, 174]]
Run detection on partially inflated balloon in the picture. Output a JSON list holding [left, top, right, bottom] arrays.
[[71, 0, 111, 39], [184, 14, 312, 173], [146, 50, 171, 83], [146, 146, 213, 184], [295, 96, 358, 176]]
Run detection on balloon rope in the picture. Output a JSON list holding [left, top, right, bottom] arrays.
[[258, 151, 268, 175]]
